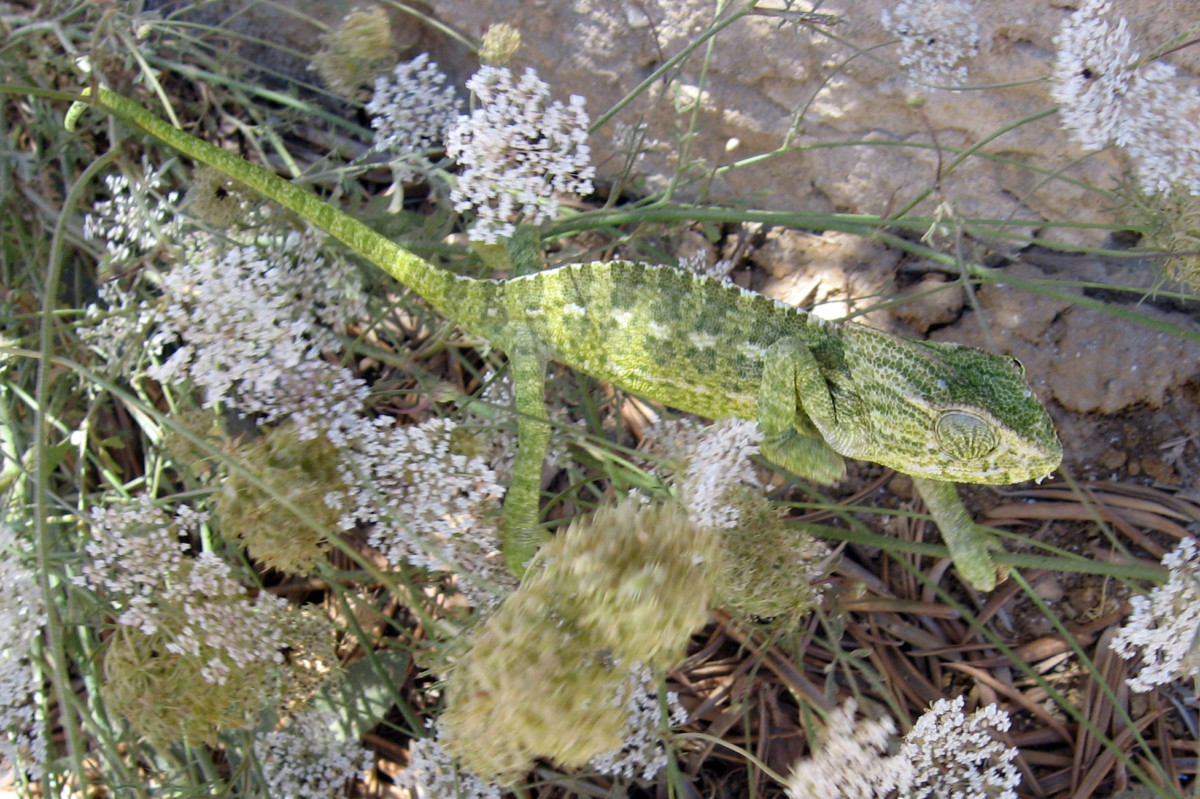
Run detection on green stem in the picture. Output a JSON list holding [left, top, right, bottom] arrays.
[[34, 147, 118, 795]]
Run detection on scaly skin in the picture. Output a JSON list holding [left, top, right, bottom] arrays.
[[80, 89, 1063, 589]]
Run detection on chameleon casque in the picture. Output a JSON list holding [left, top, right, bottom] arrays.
[[80, 88, 1063, 591]]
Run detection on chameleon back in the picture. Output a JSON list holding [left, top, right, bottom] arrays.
[[486, 260, 836, 419]]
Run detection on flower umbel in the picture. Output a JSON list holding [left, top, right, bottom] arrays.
[[255, 707, 373, 798], [1111, 536, 1200, 691], [588, 665, 690, 780], [676, 417, 763, 530], [1051, 0, 1200, 195], [440, 501, 718, 780], [325, 416, 511, 607], [405, 724, 503, 799], [881, 0, 981, 88], [311, 5, 396, 98], [0, 526, 48, 779], [642, 418, 827, 625], [81, 497, 332, 743], [786, 698, 1019, 799], [367, 53, 462, 183], [899, 696, 1020, 799], [786, 701, 909, 799], [215, 423, 349, 575], [446, 65, 594, 243], [83, 163, 181, 265], [146, 231, 368, 437], [479, 23, 522, 66]]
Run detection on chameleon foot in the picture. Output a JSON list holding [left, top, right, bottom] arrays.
[[761, 429, 846, 486], [912, 476, 1005, 592]]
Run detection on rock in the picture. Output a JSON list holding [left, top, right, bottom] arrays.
[[160, 1, 1200, 250], [421, 0, 1197, 248], [1140, 456, 1181, 485], [1098, 447, 1127, 471], [753, 230, 901, 326], [931, 262, 1200, 414], [893, 275, 966, 333], [1045, 308, 1200, 414]]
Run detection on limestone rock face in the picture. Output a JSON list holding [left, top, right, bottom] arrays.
[[929, 262, 1200, 415], [173, 0, 1197, 247], [418, 0, 1196, 246]]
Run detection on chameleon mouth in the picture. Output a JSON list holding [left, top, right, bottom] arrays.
[[943, 449, 1062, 485], [895, 437, 1063, 485]]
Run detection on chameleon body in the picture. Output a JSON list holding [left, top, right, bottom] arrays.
[[81, 88, 1062, 590]]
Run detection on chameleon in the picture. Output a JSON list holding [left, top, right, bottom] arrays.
[[74, 88, 1063, 591]]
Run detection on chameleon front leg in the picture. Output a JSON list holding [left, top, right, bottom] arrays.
[[501, 343, 553, 575], [911, 476, 1004, 592], [757, 338, 846, 485]]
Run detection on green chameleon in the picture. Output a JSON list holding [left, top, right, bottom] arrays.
[[75, 88, 1062, 591]]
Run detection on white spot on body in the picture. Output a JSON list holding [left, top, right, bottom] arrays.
[[647, 321, 669, 338], [563, 303, 586, 316], [689, 332, 718, 349], [509, 263, 571, 283], [613, 310, 634, 327], [739, 343, 768, 359]]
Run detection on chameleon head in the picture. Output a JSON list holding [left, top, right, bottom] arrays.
[[827, 328, 1063, 485]]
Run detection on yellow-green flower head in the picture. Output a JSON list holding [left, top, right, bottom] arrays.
[[711, 488, 828, 625], [185, 166, 259, 228], [440, 500, 719, 780], [312, 5, 396, 98], [441, 590, 628, 781], [216, 424, 347, 575], [538, 501, 720, 669], [480, 23, 521, 66]]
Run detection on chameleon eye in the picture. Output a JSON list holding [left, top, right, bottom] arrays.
[[935, 410, 999, 460]]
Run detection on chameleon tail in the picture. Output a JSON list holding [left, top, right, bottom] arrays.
[[79, 88, 463, 318]]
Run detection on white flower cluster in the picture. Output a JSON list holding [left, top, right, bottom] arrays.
[[1111, 536, 1200, 691], [678, 418, 763, 529], [159, 556, 289, 686], [146, 231, 368, 437], [588, 665, 690, 780], [899, 696, 1020, 799], [77, 496, 191, 625], [787, 701, 909, 799], [446, 66, 594, 243], [254, 707, 373, 798], [79, 497, 286, 685], [325, 415, 510, 606], [83, 164, 182, 263], [1052, 0, 1200, 195], [570, 0, 712, 59], [124, 229, 509, 604], [0, 527, 48, 779], [406, 724, 504, 799], [881, 0, 981, 88], [786, 698, 1019, 799], [367, 53, 462, 183]]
